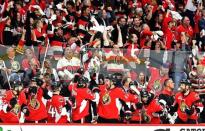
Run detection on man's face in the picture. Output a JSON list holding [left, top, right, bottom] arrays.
[[133, 17, 141, 26], [183, 17, 190, 26], [160, 66, 169, 76], [44, 75, 51, 83], [142, 96, 148, 103], [64, 47, 73, 58], [197, 64, 204, 75], [125, 78, 132, 88], [119, 18, 126, 27], [139, 72, 145, 81], [180, 83, 189, 93], [105, 78, 112, 89], [168, 79, 174, 89], [7, 48, 16, 59]]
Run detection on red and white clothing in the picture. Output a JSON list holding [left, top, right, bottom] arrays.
[[175, 91, 203, 122], [24, 88, 48, 121], [131, 99, 163, 124], [57, 57, 81, 80], [47, 95, 69, 123], [68, 83, 95, 121], [176, 25, 193, 41], [0, 90, 26, 123], [97, 85, 131, 120], [105, 50, 125, 73], [147, 67, 169, 94]]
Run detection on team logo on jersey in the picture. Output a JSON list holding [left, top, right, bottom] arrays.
[[102, 92, 111, 105], [11, 104, 20, 116], [153, 80, 162, 91], [59, 98, 64, 103], [29, 98, 40, 110], [180, 100, 188, 113]]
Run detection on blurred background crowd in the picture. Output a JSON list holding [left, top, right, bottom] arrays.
[[0, 0, 204, 124]]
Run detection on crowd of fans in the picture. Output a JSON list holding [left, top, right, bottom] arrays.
[[0, 0, 204, 124]]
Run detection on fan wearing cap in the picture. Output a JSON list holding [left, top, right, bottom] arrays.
[[0, 79, 27, 123], [97, 74, 132, 123], [133, 89, 163, 124], [46, 82, 71, 123], [174, 79, 203, 124], [68, 76, 96, 123]]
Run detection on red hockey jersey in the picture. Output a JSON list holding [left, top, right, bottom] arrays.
[[175, 91, 203, 122], [47, 95, 68, 123], [68, 84, 95, 121], [25, 88, 48, 121], [98, 85, 131, 119]]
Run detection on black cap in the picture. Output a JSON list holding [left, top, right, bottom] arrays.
[[180, 79, 191, 86]]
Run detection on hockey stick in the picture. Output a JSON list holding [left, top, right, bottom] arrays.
[[1, 60, 12, 90]]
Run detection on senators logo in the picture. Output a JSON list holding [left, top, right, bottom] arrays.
[[102, 93, 111, 105], [29, 98, 40, 110], [153, 80, 162, 91], [59, 98, 64, 103], [11, 104, 20, 116]]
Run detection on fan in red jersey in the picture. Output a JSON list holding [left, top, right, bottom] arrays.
[[174, 79, 204, 124]]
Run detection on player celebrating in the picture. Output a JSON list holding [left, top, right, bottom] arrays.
[[175, 79, 203, 124]]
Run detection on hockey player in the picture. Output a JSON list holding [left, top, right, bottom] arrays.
[[120, 77, 139, 123], [97, 74, 132, 123], [158, 78, 177, 124], [132, 89, 164, 124], [0, 80, 26, 123], [47, 82, 71, 123], [23, 77, 48, 123], [68, 76, 96, 123], [175, 79, 203, 124]]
